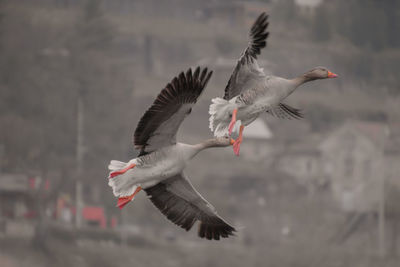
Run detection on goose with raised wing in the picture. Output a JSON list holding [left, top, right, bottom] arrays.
[[107, 67, 236, 240], [209, 12, 338, 155]]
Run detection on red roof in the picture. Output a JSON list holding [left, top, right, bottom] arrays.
[[82, 206, 106, 228]]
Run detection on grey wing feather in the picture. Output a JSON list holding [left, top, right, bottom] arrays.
[[134, 67, 212, 153], [144, 173, 236, 240], [266, 103, 303, 120], [224, 12, 269, 100], [237, 86, 266, 105]]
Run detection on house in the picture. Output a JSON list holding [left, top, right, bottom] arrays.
[[0, 173, 39, 236], [295, 0, 323, 7], [0, 174, 34, 220], [295, 0, 323, 16], [239, 118, 277, 164], [202, 1, 270, 28], [276, 135, 325, 192], [319, 120, 400, 253], [319, 121, 389, 213]]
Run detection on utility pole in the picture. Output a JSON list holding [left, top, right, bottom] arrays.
[[378, 126, 390, 258], [75, 96, 84, 228], [0, 144, 4, 173], [378, 155, 385, 258]]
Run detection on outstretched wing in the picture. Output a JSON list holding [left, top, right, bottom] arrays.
[[133, 67, 212, 153], [144, 173, 236, 240], [224, 12, 269, 100], [266, 103, 303, 120]]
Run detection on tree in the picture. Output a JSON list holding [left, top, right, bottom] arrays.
[[0, 0, 131, 249]]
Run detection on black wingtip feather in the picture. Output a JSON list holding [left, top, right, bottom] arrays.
[[198, 221, 235, 241], [223, 12, 269, 100], [193, 66, 200, 80], [133, 66, 213, 151], [247, 12, 269, 59], [144, 181, 235, 241]]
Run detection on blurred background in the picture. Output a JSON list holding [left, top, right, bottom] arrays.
[[0, 0, 400, 266]]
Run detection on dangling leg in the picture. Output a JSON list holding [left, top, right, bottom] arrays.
[[233, 125, 245, 156], [117, 186, 142, 209], [228, 108, 238, 136], [109, 163, 136, 178]]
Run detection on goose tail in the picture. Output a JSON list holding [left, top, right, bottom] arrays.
[[209, 97, 238, 137], [107, 160, 139, 198]]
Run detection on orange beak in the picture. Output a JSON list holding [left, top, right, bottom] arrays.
[[230, 138, 235, 145], [327, 71, 338, 78]]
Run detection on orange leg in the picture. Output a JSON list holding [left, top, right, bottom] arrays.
[[117, 186, 142, 209], [228, 108, 238, 136], [233, 125, 244, 156], [109, 163, 136, 179]]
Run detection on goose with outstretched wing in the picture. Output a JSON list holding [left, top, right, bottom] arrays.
[[209, 12, 338, 155], [107, 67, 235, 240]]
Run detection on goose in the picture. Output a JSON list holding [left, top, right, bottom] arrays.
[[209, 12, 338, 156], [107, 67, 236, 240]]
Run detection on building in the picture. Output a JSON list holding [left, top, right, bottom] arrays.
[[319, 121, 389, 212], [276, 135, 325, 193], [0, 174, 35, 220], [240, 118, 276, 164], [202, 1, 270, 28], [0, 173, 39, 236], [319, 120, 400, 253]]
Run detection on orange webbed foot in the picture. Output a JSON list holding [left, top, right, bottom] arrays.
[[228, 108, 238, 136], [117, 186, 142, 209], [109, 163, 136, 179], [232, 125, 244, 156], [233, 138, 242, 156]]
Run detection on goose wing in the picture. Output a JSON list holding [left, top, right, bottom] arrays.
[[224, 12, 269, 100], [144, 173, 236, 240], [266, 103, 303, 120], [133, 67, 212, 153]]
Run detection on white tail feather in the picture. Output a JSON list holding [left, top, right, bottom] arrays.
[[108, 160, 127, 171], [209, 97, 238, 137], [107, 160, 139, 197]]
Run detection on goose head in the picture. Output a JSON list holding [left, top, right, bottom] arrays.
[[212, 136, 235, 147], [303, 67, 338, 81]]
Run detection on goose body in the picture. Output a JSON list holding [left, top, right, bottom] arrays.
[[109, 143, 213, 193], [107, 67, 236, 240], [209, 13, 337, 155], [213, 76, 297, 128]]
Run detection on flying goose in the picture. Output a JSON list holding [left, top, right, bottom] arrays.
[[107, 67, 236, 240], [209, 12, 338, 155]]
